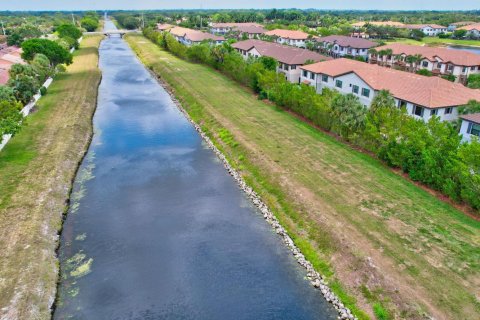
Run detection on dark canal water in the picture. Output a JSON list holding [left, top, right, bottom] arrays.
[[53, 20, 337, 320], [447, 45, 480, 55]]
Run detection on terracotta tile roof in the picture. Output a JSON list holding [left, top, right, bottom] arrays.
[[0, 69, 8, 85], [460, 113, 480, 124], [450, 21, 477, 27], [264, 29, 311, 40], [300, 58, 480, 109], [375, 43, 480, 67], [232, 40, 331, 65], [157, 23, 174, 31], [211, 22, 263, 28], [233, 25, 266, 34], [169, 26, 224, 42], [318, 35, 377, 49], [459, 22, 480, 31], [406, 24, 447, 30], [352, 21, 405, 28]]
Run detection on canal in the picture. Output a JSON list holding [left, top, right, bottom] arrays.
[[54, 20, 337, 320]]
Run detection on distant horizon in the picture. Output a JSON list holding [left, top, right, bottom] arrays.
[[0, 0, 478, 11]]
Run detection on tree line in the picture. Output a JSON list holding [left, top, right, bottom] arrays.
[[143, 27, 480, 212], [1, 24, 76, 146]]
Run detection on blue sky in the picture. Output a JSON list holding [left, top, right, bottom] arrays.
[[0, 0, 478, 11]]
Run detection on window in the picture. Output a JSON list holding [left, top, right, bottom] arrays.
[[413, 105, 424, 117], [361, 88, 370, 97], [422, 61, 428, 67], [462, 67, 467, 73], [437, 62, 442, 69], [291, 65, 296, 70], [430, 109, 438, 116], [303, 70, 308, 77], [335, 80, 343, 88], [352, 85, 359, 94], [445, 107, 453, 114], [398, 100, 407, 109], [310, 72, 315, 80], [471, 66, 476, 71], [322, 74, 328, 82], [467, 122, 480, 136], [448, 65, 454, 71]]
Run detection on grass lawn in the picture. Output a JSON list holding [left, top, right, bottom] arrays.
[[0, 35, 102, 319], [386, 37, 480, 47], [126, 34, 480, 320]]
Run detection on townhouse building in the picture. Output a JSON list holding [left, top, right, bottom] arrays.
[[405, 24, 448, 36], [370, 43, 480, 84], [231, 39, 331, 83], [317, 35, 377, 59], [210, 22, 263, 35], [458, 22, 480, 38], [168, 26, 225, 46], [299, 58, 480, 122], [459, 113, 480, 142], [263, 29, 315, 48]]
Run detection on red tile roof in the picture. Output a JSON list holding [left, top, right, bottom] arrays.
[[157, 23, 174, 31], [459, 22, 480, 31], [211, 22, 263, 28], [460, 113, 480, 124], [318, 35, 377, 49], [169, 26, 224, 42], [375, 43, 480, 67], [232, 39, 332, 65], [0, 69, 9, 85], [233, 25, 266, 35], [264, 29, 311, 40], [300, 58, 480, 109]]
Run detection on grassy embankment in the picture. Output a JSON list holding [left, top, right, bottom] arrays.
[[386, 36, 480, 47], [0, 35, 102, 319], [126, 34, 480, 320]]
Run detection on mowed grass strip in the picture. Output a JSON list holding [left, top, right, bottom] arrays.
[[127, 34, 480, 320], [0, 36, 102, 319]]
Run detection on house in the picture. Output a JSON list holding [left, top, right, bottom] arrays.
[[168, 26, 225, 46], [231, 39, 331, 83], [156, 23, 174, 32], [317, 35, 377, 59], [0, 46, 24, 85], [232, 25, 266, 39], [299, 58, 480, 122], [263, 29, 315, 48], [370, 43, 480, 83], [405, 24, 448, 36], [210, 22, 263, 35], [447, 21, 477, 32], [458, 22, 480, 38], [459, 113, 480, 142]]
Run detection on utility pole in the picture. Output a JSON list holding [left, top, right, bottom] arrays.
[[141, 12, 145, 29], [0, 21, 5, 36], [71, 13, 75, 25]]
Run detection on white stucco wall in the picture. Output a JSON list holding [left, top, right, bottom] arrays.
[[459, 119, 480, 142]]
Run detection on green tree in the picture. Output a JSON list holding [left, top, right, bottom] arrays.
[[258, 56, 277, 71], [6, 24, 42, 46], [81, 17, 99, 32], [330, 93, 367, 139], [56, 24, 82, 40], [458, 100, 480, 115], [467, 74, 480, 89], [21, 38, 73, 66], [7, 73, 39, 105], [410, 29, 425, 41], [31, 54, 53, 82], [453, 29, 467, 39], [0, 86, 16, 103], [0, 99, 23, 142]]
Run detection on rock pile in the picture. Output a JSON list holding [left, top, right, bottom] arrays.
[[153, 72, 357, 320]]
